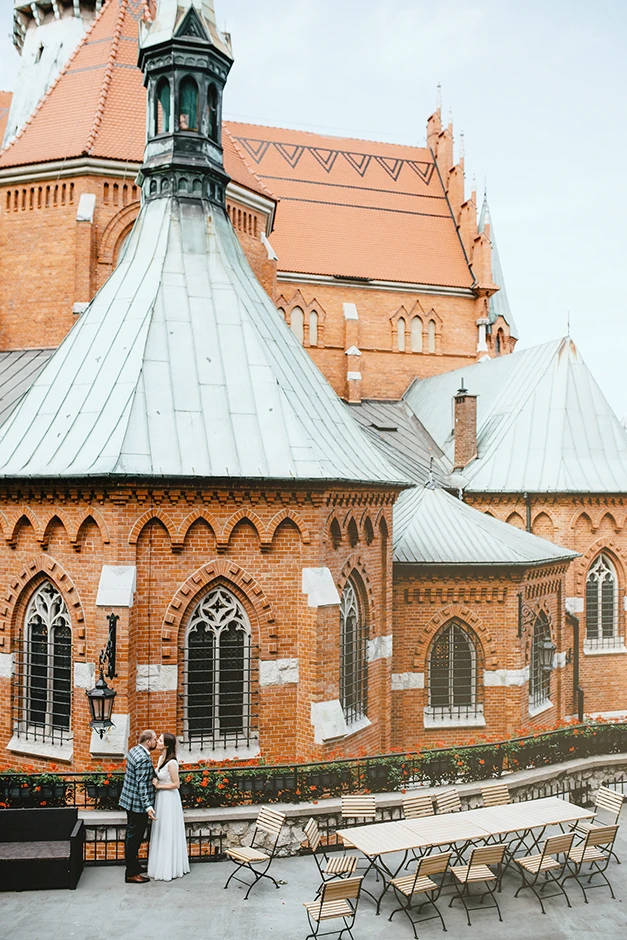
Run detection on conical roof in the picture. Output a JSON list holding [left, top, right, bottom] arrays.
[[0, 196, 406, 484], [478, 196, 518, 338], [394, 483, 578, 566]]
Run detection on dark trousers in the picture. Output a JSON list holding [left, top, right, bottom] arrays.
[[125, 810, 148, 876]]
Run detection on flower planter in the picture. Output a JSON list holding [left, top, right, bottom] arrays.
[[251, 777, 267, 794], [366, 765, 390, 789], [271, 774, 297, 792]]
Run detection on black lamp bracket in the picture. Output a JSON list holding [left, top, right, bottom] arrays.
[[101, 612, 119, 680]]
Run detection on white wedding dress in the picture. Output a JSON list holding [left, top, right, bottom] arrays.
[[147, 759, 190, 881]]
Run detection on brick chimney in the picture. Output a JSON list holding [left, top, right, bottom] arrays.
[[453, 381, 478, 469]]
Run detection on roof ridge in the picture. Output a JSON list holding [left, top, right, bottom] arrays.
[[225, 120, 432, 155], [222, 126, 275, 199], [85, 0, 129, 155], [0, 0, 109, 157]]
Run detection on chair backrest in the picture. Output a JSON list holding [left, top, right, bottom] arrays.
[[416, 851, 451, 878], [544, 832, 575, 857], [585, 824, 619, 849], [321, 876, 363, 904], [481, 783, 511, 807], [435, 788, 461, 814], [304, 817, 321, 853], [469, 844, 506, 868], [254, 807, 285, 849], [402, 794, 434, 819], [341, 794, 376, 820], [0, 807, 78, 842], [595, 786, 624, 824]]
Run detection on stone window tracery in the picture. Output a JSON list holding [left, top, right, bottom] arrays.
[[340, 576, 368, 725], [183, 587, 253, 750], [586, 554, 618, 646]]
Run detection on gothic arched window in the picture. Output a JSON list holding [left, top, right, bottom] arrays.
[[155, 77, 171, 134], [340, 576, 368, 724], [19, 581, 71, 744], [530, 616, 552, 710], [427, 319, 436, 353], [428, 621, 479, 721], [179, 76, 199, 131], [397, 317, 406, 352], [207, 83, 218, 140], [411, 316, 423, 352], [184, 587, 252, 749], [586, 554, 618, 644], [290, 306, 304, 344], [309, 310, 319, 347]]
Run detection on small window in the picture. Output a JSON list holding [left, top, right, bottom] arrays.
[[340, 576, 368, 724], [364, 517, 374, 545], [411, 316, 423, 352], [427, 319, 436, 353], [156, 78, 171, 134], [330, 519, 342, 549], [347, 518, 359, 548], [397, 317, 406, 352], [207, 83, 218, 140], [290, 306, 304, 344], [428, 621, 480, 722], [179, 76, 199, 131], [586, 554, 618, 646], [530, 616, 552, 710], [309, 310, 318, 347]]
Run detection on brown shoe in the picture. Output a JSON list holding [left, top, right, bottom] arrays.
[[125, 874, 150, 884]]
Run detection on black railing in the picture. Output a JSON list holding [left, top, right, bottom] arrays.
[[85, 825, 225, 866], [1, 722, 626, 811]]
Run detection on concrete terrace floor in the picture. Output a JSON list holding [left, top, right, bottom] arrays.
[[2, 816, 627, 940]]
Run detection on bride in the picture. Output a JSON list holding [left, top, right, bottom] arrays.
[[147, 732, 190, 881]]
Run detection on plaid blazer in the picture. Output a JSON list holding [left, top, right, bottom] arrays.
[[119, 744, 155, 814]]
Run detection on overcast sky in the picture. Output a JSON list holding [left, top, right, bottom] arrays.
[[0, 1, 625, 416]]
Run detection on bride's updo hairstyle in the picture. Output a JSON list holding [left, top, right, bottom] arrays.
[[161, 732, 177, 766]]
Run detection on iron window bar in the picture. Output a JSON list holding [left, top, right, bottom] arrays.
[[586, 554, 618, 641], [530, 617, 552, 709], [340, 577, 368, 726], [428, 621, 481, 722]]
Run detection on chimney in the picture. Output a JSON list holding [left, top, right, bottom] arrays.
[[453, 380, 478, 469]]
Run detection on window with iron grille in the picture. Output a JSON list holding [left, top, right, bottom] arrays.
[[530, 616, 551, 709], [586, 554, 618, 646], [340, 576, 368, 725], [14, 581, 72, 746], [181, 587, 256, 751], [428, 621, 481, 721]]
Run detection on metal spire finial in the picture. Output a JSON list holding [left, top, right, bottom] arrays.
[[436, 83, 442, 111], [426, 455, 437, 490]]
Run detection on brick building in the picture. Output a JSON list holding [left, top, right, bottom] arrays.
[[0, 0, 623, 773]]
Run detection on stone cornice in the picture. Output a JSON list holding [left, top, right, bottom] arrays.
[[277, 271, 475, 299]]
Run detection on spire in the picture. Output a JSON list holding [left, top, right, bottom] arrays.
[[478, 194, 519, 339], [138, 0, 234, 208]]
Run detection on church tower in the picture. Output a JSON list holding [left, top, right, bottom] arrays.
[[6, 1, 105, 147]]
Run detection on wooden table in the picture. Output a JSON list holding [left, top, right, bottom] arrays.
[[337, 796, 595, 913]]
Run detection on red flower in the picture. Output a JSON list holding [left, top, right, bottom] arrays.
[[200, 779, 209, 788]]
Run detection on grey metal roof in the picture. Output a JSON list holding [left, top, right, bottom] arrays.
[[0, 198, 406, 485], [0, 349, 54, 425], [394, 483, 578, 566], [404, 337, 627, 493], [346, 399, 452, 486], [478, 196, 519, 339]]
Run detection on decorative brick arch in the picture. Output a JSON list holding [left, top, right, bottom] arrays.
[[574, 539, 627, 594], [5, 509, 43, 547], [98, 202, 141, 266], [267, 509, 311, 546], [324, 511, 343, 546], [506, 511, 525, 530], [71, 509, 112, 551], [414, 604, 498, 671], [173, 509, 220, 552], [221, 510, 266, 552], [128, 510, 177, 547], [359, 509, 375, 544], [0, 555, 86, 648], [339, 554, 376, 628], [161, 559, 277, 660]]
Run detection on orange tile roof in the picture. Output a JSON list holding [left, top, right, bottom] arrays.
[[0, 1, 472, 288], [0, 92, 12, 145]]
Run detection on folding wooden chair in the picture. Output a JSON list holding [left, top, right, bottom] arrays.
[[304, 876, 363, 940], [338, 795, 376, 852], [303, 818, 358, 891], [402, 793, 435, 819], [573, 787, 623, 863], [388, 851, 451, 938], [514, 832, 574, 914], [434, 788, 462, 814], [562, 825, 619, 903], [224, 807, 285, 900], [449, 844, 506, 926], [481, 782, 511, 807]]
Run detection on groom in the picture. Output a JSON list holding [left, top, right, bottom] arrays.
[[119, 728, 157, 884]]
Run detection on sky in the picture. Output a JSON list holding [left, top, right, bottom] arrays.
[[0, 0, 626, 417]]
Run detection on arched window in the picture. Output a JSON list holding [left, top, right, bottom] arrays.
[[155, 77, 171, 134], [19, 581, 71, 744], [347, 518, 359, 548], [184, 587, 252, 750], [364, 517, 374, 546], [207, 83, 218, 140], [330, 518, 342, 549], [340, 577, 368, 724], [290, 306, 304, 344], [427, 319, 436, 353], [309, 310, 318, 347], [179, 76, 199, 131], [586, 554, 618, 645], [411, 316, 423, 352], [397, 317, 406, 352], [530, 616, 552, 710], [428, 621, 480, 722]]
